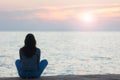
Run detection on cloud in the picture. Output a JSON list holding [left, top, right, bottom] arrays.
[[14, 3, 120, 22], [14, 7, 76, 21], [91, 7, 120, 18]]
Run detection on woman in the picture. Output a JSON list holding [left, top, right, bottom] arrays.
[[15, 33, 48, 79]]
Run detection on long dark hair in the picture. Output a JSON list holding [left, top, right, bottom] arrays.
[[21, 33, 37, 57]]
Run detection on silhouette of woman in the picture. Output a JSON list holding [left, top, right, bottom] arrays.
[[15, 33, 48, 79]]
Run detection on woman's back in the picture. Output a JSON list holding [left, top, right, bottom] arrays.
[[20, 48, 40, 71]]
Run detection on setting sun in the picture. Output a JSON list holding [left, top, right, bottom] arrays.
[[82, 13, 93, 23], [75, 13, 96, 30], [76, 13, 94, 24]]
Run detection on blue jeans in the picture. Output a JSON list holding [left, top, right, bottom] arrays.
[[15, 59, 48, 78]]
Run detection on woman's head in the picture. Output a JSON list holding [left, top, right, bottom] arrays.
[[22, 33, 37, 57], [24, 33, 36, 48]]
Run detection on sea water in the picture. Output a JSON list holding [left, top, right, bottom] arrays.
[[0, 31, 120, 77]]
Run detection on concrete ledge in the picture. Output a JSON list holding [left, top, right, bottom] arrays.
[[0, 74, 120, 80]]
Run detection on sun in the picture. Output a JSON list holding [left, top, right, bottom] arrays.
[[75, 12, 96, 30], [76, 13, 94, 23], [82, 13, 93, 23]]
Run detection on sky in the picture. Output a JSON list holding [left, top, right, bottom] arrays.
[[0, 0, 120, 31]]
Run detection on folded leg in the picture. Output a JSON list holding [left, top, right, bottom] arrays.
[[34, 59, 48, 77]]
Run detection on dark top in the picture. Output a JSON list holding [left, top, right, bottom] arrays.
[[19, 48, 41, 71]]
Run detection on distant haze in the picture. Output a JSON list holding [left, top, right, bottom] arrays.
[[0, 0, 120, 31]]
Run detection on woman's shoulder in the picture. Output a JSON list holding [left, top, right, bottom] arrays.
[[36, 47, 40, 50], [36, 47, 41, 54], [36, 47, 40, 51], [19, 47, 24, 53]]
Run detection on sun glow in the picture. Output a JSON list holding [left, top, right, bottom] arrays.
[[82, 13, 93, 23], [76, 13, 94, 24], [75, 12, 97, 30]]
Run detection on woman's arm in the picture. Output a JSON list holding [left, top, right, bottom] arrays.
[[19, 48, 23, 63], [19, 49, 22, 60], [37, 48, 41, 63]]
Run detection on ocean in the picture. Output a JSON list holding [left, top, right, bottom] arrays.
[[0, 31, 120, 77]]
